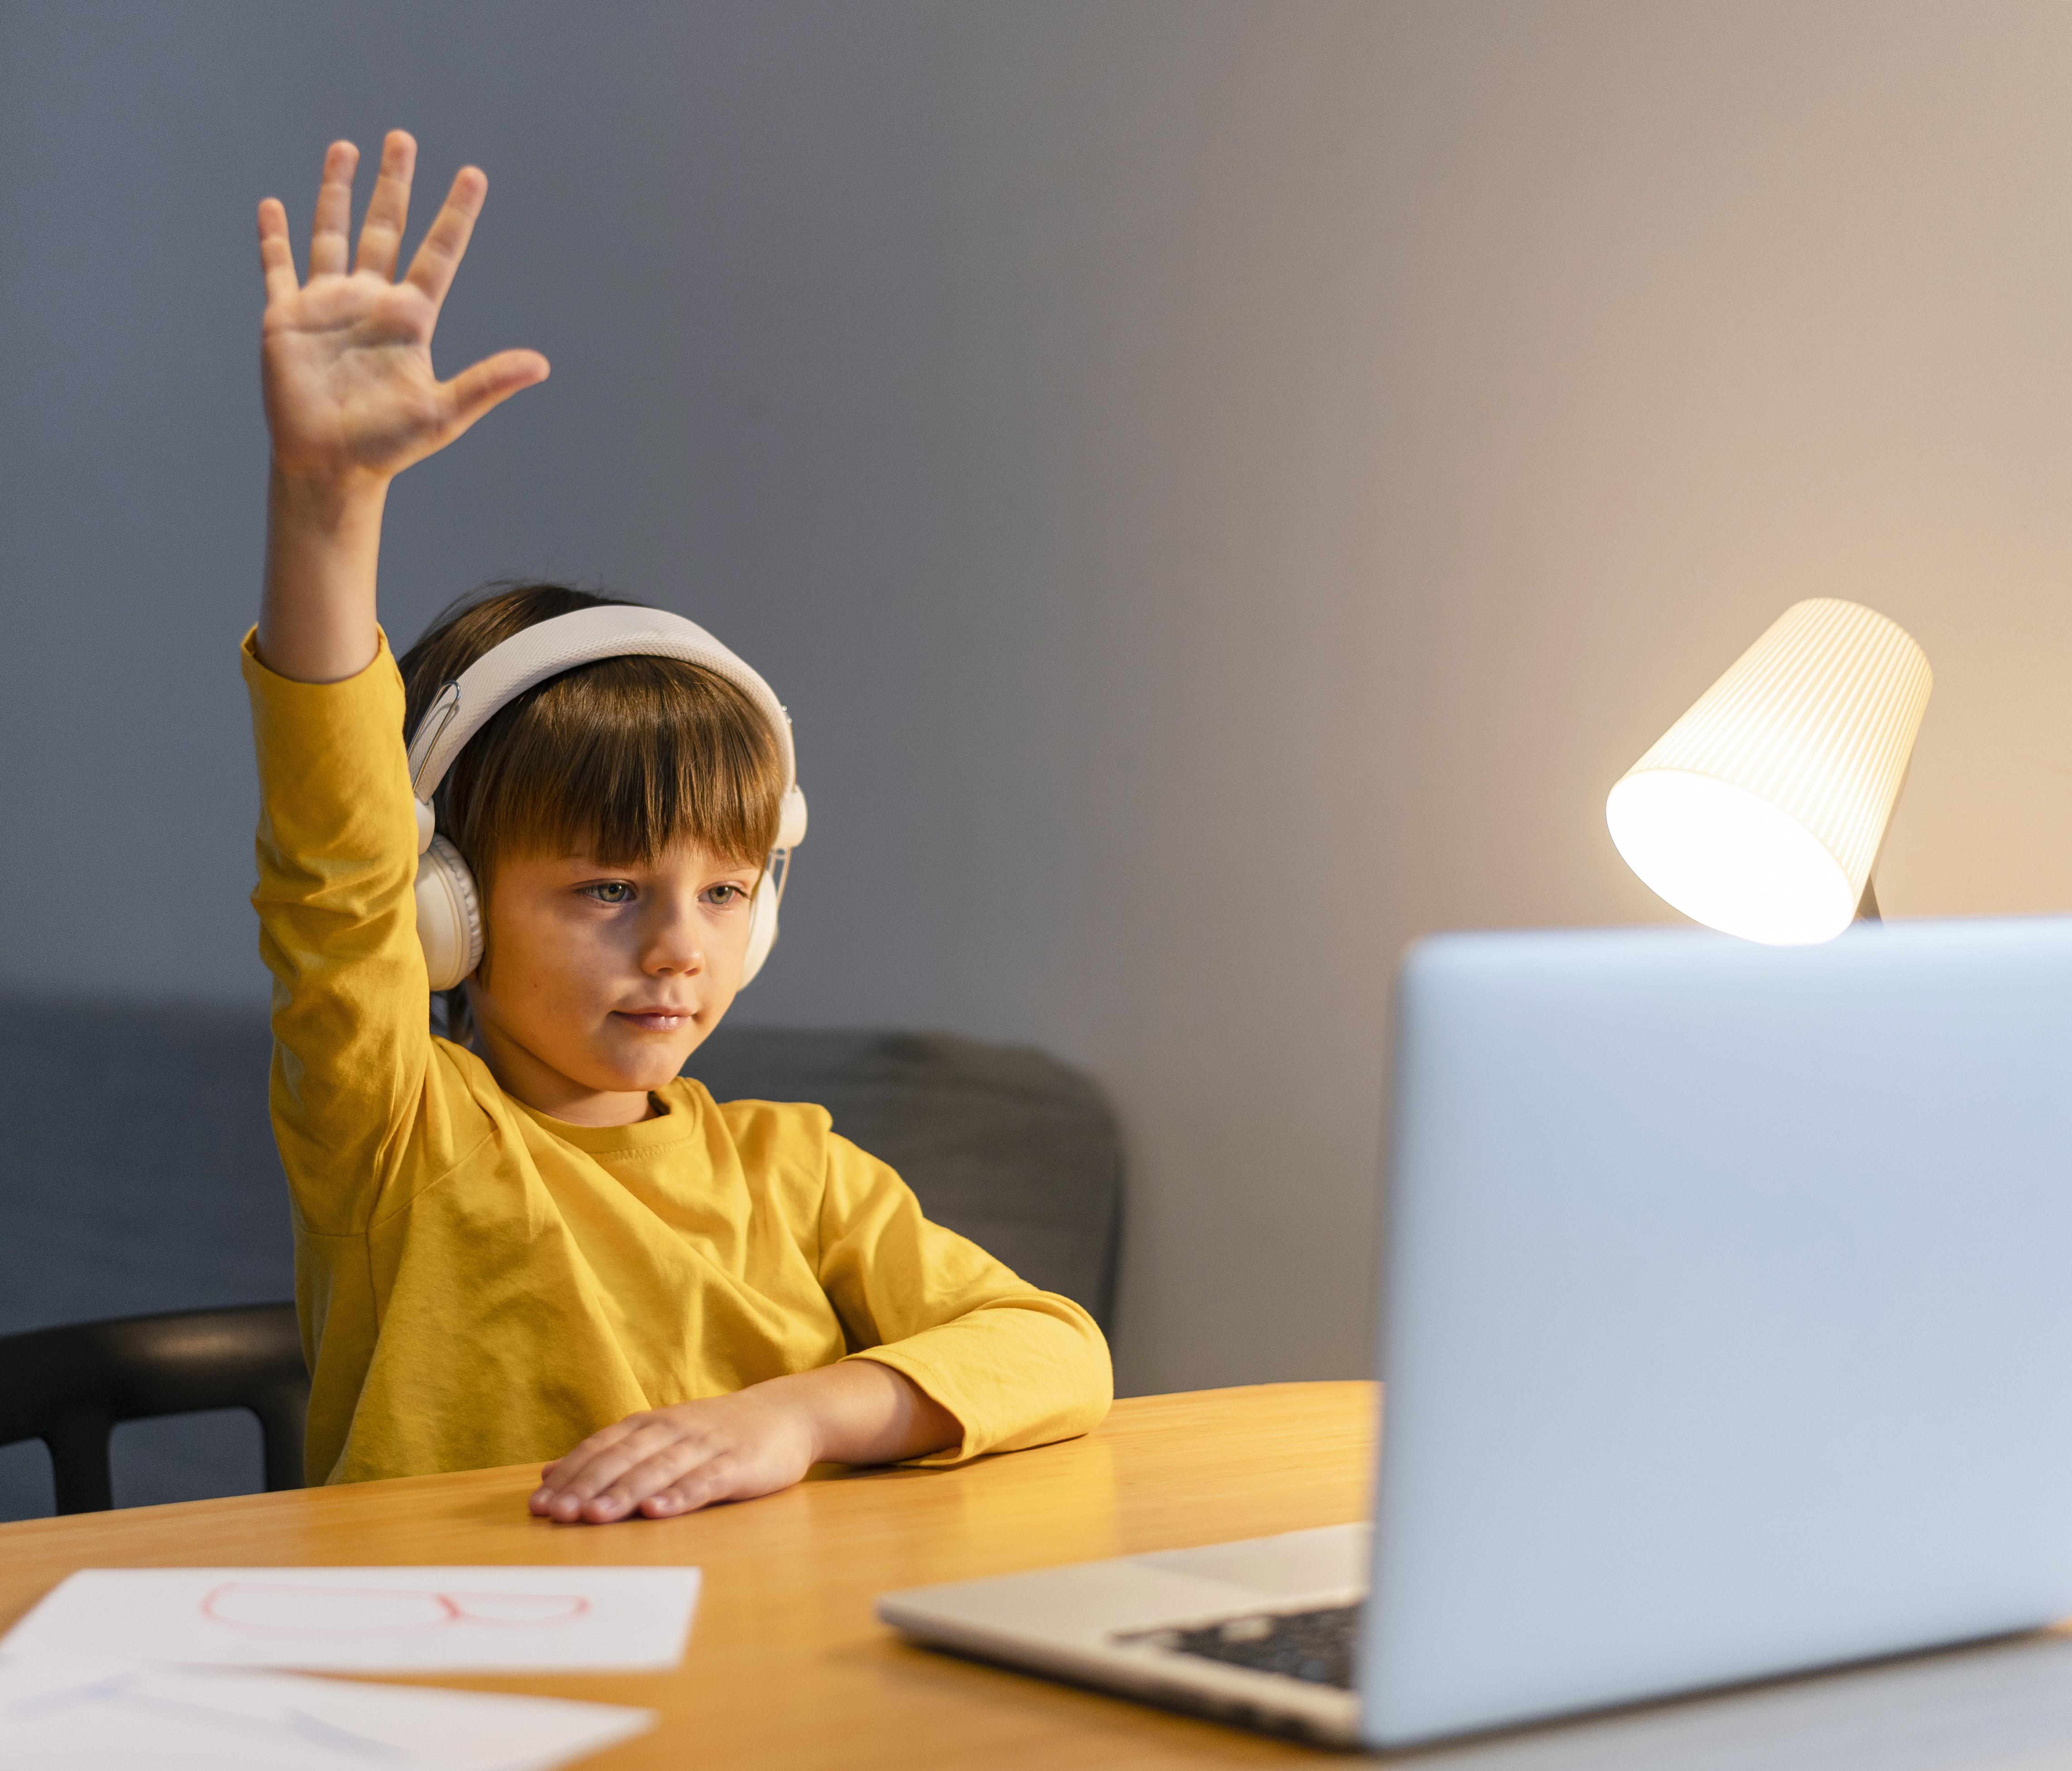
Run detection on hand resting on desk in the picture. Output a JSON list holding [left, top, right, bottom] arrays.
[[531, 1359, 960, 1523]]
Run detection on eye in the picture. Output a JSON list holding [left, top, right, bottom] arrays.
[[580, 881, 635, 905], [703, 883, 751, 908]]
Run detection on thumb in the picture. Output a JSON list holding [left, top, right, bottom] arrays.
[[443, 349, 552, 437]]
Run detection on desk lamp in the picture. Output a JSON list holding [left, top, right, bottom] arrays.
[[1606, 598, 1932, 945]]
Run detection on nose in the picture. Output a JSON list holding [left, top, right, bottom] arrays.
[[638, 889, 705, 977]]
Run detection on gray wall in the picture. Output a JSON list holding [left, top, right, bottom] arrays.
[[5, 2, 2071, 1398]]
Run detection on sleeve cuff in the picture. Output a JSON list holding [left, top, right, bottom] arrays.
[[240, 624, 398, 695], [841, 1348, 983, 1466]]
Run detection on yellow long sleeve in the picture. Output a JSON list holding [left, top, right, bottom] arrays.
[[244, 628, 1111, 1485]]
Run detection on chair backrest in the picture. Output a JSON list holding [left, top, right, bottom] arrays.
[[0, 1304, 307, 1514], [0, 996, 293, 1340], [686, 1026, 1126, 1332]]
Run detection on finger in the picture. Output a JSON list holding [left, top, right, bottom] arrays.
[[529, 1457, 572, 1513], [542, 1419, 688, 1517], [256, 198, 299, 304], [546, 1416, 644, 1481], [307, 140, 359, 278], [587, 1441, 725, 1523], [402, 165, 488, 314], [530, 1419, 638, 1499], [553, 1440, 707, 1524], [640, 1457, 740, 1518], [439, 349, 551, 440], [354, 129, 417, 279]]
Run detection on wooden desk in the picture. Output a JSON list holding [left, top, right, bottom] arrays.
[[0, 1383, 1374, 1769], [7, 1380, 2072, 1770]]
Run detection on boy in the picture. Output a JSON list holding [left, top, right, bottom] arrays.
[[248, 131, 1112, 1524]]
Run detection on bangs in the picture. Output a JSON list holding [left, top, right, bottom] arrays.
[[443, 653, 785, 880]]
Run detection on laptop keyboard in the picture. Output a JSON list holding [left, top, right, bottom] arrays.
[[1131, 1603, 1361, 1690]]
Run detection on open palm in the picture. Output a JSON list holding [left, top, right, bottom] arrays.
[[258, 132, 547, 484]]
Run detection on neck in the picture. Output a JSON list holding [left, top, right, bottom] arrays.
[[468, 1027, 657, 1128]]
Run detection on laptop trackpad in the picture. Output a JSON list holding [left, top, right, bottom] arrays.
[[1134, 1523, 1370, 1599]]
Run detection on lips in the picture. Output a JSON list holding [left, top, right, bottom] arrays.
[[613, 1008, 696, 1032]]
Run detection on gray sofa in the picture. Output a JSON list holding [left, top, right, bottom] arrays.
[[0, 999, 1123, 1520]]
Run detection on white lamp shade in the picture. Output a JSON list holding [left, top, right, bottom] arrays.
[[1606, 598, 1932, 945]]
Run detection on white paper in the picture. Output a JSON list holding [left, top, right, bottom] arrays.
[[0, 1567, 700, 1673], [0, 1657, 653, 1771]]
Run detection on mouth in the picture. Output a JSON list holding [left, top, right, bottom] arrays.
[[611, 1008, 698, 1034]]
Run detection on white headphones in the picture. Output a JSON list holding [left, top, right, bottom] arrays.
[[403, 604, 809, 993]]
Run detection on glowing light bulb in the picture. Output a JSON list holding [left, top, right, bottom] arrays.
[[1607, 599, 1931, 945]]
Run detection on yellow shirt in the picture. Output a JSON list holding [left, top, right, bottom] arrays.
[[243, 629, 1112, 1486]]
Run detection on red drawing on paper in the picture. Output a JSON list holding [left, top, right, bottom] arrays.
[[200, 1581, 593, 1632]]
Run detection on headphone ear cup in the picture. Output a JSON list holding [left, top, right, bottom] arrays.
[[739, 864, 782, 989], [415, 835, 484, 993]]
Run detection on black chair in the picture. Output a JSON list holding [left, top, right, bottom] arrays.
[[0, 1303, 308, 1514]]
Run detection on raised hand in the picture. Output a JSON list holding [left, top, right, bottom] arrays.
[[254, 131, 549, 682], [257, 132, 548, 488]]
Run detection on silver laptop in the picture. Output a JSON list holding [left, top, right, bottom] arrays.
[[878, 918, 2072, 1750]]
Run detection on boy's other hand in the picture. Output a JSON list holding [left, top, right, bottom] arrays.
[[530, 1361, 962, 1524], [258, 130, 548, 490], [530, 1387, 818, 1525]]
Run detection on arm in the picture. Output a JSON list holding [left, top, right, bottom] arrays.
[[248, 134, 548, 1229], [255, 131, 547, 682], [531, 1131, 1112, 1524], [816, 1136, 1114, 1465]]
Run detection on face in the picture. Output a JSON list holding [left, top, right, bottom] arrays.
[[464, 839, 763, 1127]]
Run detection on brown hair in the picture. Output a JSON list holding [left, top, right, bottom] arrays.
[[398, 584, 787, 1037]]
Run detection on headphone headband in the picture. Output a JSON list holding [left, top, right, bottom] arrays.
[[405, 604, 797, 806], [403, 601, 805, 993]]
